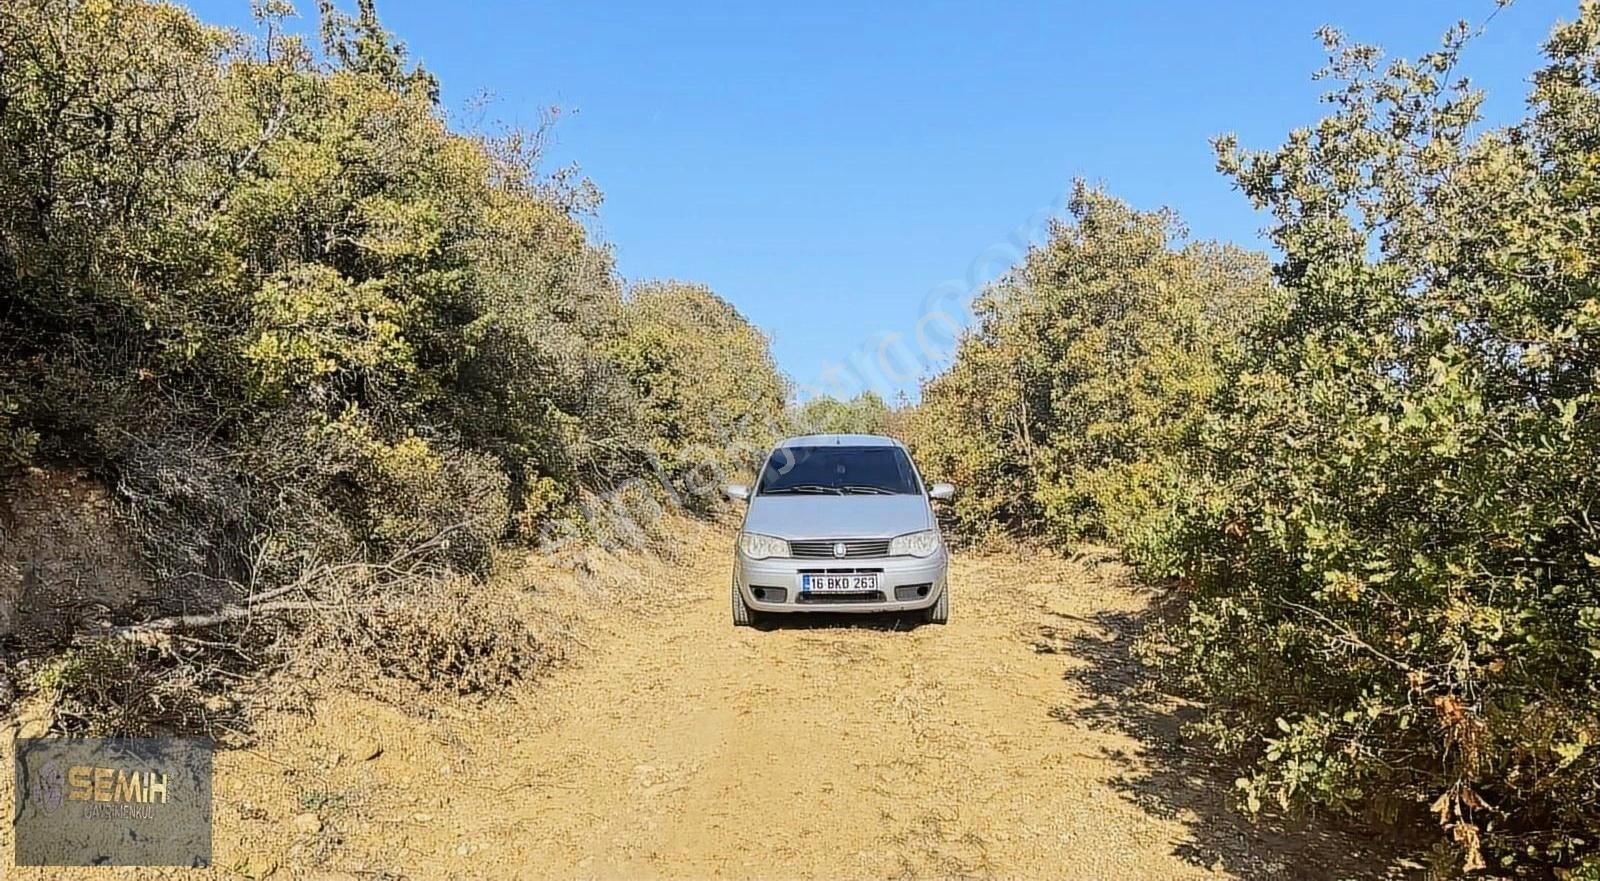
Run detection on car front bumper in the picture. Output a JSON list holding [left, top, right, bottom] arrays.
[[734, 548, 947, 614]]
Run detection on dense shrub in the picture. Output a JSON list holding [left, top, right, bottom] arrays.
[[0, 0, 787, 733], [904, 185, 1275, 549], [0, 0, 782, 590], [904, 7, 1600, 872], [1156, 14, 1600, 873], [610, 281, 787, 509], [791, 392, 895, 436]]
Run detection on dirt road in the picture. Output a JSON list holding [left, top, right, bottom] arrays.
[[9, 522, 1397, 879]]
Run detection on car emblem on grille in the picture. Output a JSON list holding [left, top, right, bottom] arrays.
[[833, 541, 847, 558]]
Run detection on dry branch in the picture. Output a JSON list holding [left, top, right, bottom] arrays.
[[86, 523, 470, 642]]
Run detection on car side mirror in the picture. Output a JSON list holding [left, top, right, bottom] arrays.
[[723, 484, 750, 502], [928, 482, 955, 501]]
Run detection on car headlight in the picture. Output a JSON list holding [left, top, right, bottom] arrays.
[[739, 533, 790, 560], [889, 529, 940, 558]]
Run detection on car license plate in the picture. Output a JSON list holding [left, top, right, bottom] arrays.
[[802, 574, 878, 593]]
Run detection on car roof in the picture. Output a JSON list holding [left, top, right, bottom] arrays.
[[776, 433, 904, 449]]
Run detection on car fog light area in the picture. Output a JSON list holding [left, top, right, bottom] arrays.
[[739, 533, 790, 560], [895, 583, 933, 601], [889, 529, 940, 557]]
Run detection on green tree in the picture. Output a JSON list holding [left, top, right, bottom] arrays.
[[0, 0, 782, 581], [792, 392, 893, 436], [905, 184, 1275, 549], [611, 281, 787, 507], [1152, 10, 1600, 871]]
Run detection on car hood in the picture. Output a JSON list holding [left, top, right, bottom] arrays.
[[741, 494, 933, 540]]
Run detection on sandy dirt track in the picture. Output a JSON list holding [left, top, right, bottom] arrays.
[[7, 523, 1399, 880]]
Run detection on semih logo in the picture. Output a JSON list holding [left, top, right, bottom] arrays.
[[67, 764, 170, 805], [14, 737, 213, 867]]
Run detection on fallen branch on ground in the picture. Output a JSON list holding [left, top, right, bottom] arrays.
[[84, 523, 470, 643]]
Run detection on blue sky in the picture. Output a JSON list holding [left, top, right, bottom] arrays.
[[187, 0, 1570, 401]]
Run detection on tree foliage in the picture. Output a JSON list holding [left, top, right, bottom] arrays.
[[611, 281, 786, 508], [906, 184, 1276, 548], [1172, 12, 1600, 872], [0, 0, 781, 585], [791, 391, 894, 437], [904, 6, 1600, 871]]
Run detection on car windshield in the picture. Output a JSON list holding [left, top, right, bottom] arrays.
[[757, 445, 921, 496]]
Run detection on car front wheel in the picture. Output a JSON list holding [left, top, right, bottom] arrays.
[[923, 584, 949, 625], [731, 581, 759, 627]]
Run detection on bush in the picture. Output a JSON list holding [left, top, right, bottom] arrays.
[[1150, 15, 1600, 872], [903, 185, 1275, 548], [791, 392, 894, 436], [903, 8, 1600, 872], [0, 0, 785, 718], [610, 281, 787, 509], [30, 642, 238, 737], [311, 411, 510, 574], [0, 0, 784, 574]]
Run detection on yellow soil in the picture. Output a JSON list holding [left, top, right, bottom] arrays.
[[6, 521, 1397, 880]]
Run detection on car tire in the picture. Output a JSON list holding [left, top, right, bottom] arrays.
[[923, 584, 949, 625], [732, 581, 759, 628]]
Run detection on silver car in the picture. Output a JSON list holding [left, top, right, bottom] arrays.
[[723, 434, 954, 627]]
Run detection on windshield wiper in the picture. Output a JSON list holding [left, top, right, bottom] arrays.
[[763, 484, 843, 495], [839, 484, 895, 495]]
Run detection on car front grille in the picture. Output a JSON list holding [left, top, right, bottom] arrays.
[[797, 591, 884, 604], [790, 538, 892, 559]]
